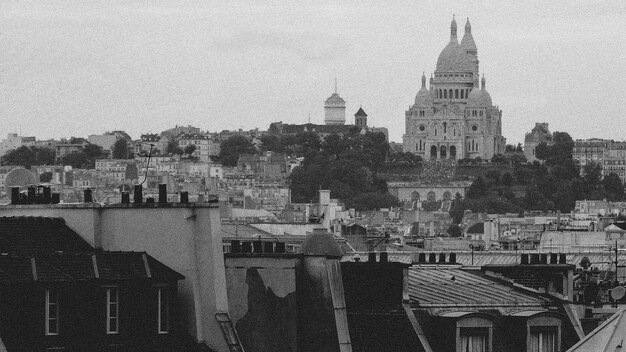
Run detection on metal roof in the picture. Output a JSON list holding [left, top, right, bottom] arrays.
[[408, 267, 548, 309]]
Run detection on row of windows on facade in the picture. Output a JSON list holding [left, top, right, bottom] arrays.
[[435, 73, 474, 79], [45, 287, 170, 336], [412, 124, 479, 136], [435, 88, 472, 100], [414, 141, 480, 153]]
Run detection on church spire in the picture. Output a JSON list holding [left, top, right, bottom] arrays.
[[450, 15, 457, 42], [421, 72, 426, 88], [481, 75, 486, 90], [429, 73, 434, 89], [465, 17, 471, 34]]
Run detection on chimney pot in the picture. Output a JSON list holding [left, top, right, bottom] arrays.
[[368, 252, 377, 263], [134, 185, 143, 204], [158, 184, 167, 203], [379, 251, 388, 263], [121, 192, 130, 204]]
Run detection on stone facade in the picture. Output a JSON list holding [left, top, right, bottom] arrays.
[[524, 123, 553, 162], [403, 16, 506, 160]]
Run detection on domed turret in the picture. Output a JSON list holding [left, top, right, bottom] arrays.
[[324, 82, 346, 125], [460, 18, 477, 55], [436, 16, 474, 72], [480, 75, 492, 106], [301, 228, 344, 257], [414, 72, 434, 107]]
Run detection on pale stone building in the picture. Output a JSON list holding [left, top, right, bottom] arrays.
[[403, 16, 506, 160], [324, 88, 346, 125], [524, 123, 553, 162]]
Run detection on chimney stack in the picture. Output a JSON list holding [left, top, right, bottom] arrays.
[[134, 185, 143, 204], [121, 192, 130, 204], [158, 184, 167, 203]]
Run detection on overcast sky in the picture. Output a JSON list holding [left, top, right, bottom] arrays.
[[1, 0, 624, 144]]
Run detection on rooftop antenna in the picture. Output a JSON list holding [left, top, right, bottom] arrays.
[[138, 144, 155, 186], [334, 78, 337, 93]]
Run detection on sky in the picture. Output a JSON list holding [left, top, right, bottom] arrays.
[[1, 0, 625, 144]]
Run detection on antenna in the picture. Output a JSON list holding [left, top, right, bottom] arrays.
[[138, 144, 155, 186], [334, 78, 337, 93]]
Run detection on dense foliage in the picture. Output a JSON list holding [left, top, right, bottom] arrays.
[[0, 146, 55, 168], [449, 131, 625, 222], [265, 130, 400, 210], [111, 139, 133, 159], [216, 135, 256, 166]]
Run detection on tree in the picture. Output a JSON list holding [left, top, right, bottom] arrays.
[[1, 146, 55, 168], [112, 139, 132, 159], [447, 224, 462, 237], [502, 173, 513, 186], [60, 151, 92, 169], [467, 177, 487, 199], [603, 173, 625, 201], [582, 162, 603, 188], [217, 135, 256, 166], [84, 144, 105, 159], [449, 193, 465, 224], [184, 144, 197, 157], [259, 134, 285, 153]]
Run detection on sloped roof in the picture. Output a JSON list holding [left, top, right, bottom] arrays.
[[0, 217, 93, 255], [466, 222, 484, 234], [354, 107, 367, 117], [0, 252, 183, 282], [567, 308, 626, 352], [408, 267, 548, 308]]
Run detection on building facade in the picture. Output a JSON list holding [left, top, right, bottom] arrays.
[[403, 17, 506, 160], [573, 139, 626, 183], [524, 123, 553, 163]]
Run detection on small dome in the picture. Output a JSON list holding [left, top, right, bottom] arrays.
[[414, 73, 433, 107], [300, 229, 344, 257], [414, 87, 433, 107], [467, 88, 492, 107], [325, 92, 345, 105], [436, 41, 475, 72]]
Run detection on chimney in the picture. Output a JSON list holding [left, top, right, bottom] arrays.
[[521, 253, 529, 265], [253, 240, 262, 253], [121, 192, 130, 204], [530, 253, 540, 264], [379, 251, 388, 263], [83, 189, 93, 203], [134, 185, 143, 204], [158, 184, 167, 203], [368, 252, 376, 263], [180, 191, 189, 204], [11, 187, 19, 205], [27, 186, 36, 204], [230, 240, 241, 253], [550, 253, 558, 264], [43, 187, 51, 204], [319, 190, 331, 206]]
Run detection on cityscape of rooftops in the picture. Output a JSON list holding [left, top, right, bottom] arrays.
[[0, 2, 625, 352]]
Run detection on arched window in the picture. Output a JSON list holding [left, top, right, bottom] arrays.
[[430, 146, 437, 159], [435, 129, 437, 136], [443, 90, 447, 98], [449, 89, 453, 98], [443, 122, 447, 133], [455, 89, 459, 99], [460, 90, 464, 99]]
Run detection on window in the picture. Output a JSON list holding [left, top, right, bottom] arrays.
[[528, 328, 557, 352], [158, 288, 170, 334], [46, 289, 60, 335], [106, 287, 119, 334], [459, 328, 488, 352]]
